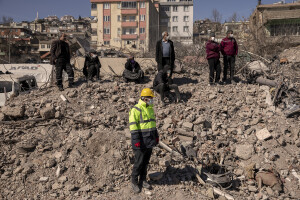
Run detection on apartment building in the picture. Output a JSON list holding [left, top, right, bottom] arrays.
[[159, 0, 193, 44], [90, 0, 159, 52]]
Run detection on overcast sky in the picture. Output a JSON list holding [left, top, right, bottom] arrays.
[[0, 0, 296, 22]]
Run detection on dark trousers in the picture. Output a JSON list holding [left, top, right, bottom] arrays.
[[132, 148, 152, 184], [158, 57, 174, 77], [223, 55, 235, 81], [55, 58, 74, 87], [154, 83, 181, 102], [208, 58, 221, 83], [87, 65, 100, 81]]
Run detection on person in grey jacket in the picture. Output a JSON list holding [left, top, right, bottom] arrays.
[[155, 31, 175, 77]]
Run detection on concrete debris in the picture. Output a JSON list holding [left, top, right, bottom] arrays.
[[0, 53, 299, 199], [235, 144, 254, 160], [256, 128, 272, 141]]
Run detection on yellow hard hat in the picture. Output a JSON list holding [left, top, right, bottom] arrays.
[[141, 88, 155, 97]]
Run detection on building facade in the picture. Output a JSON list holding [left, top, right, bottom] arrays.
[[250, 1, 300, 43], [159, 0, 193, 44], [90, 0, 159, 52]]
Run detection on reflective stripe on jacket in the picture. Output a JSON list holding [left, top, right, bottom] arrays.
[[129, 99, 158, 149]]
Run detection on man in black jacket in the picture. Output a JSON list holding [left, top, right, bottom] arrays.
[[155, 31, 175, 77], [50, 33, 74, 91], [153, 65, 181, 106], [122, 56, 144, 83], [83, 49, 101, 82]]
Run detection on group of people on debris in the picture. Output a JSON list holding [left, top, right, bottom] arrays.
[[50, 31, 238, 194]]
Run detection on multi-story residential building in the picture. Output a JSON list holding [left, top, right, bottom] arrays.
[[90, 0, 159, 52], [60, 15, 75, 22], [159, 0, 193, 44], [44, 16, 59, 22]]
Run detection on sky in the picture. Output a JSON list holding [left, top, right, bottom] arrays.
[[0, 0, 296, 23]]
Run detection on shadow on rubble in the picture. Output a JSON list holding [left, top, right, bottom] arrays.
[[149, 165, 200, 186], [173, 77, 198, 86], [165, 91, 192, 103]]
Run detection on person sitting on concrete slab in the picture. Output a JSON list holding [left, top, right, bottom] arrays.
[[83, 49, 101, 83], [153, 65, 181, 106], [122, 56, 144, 83]]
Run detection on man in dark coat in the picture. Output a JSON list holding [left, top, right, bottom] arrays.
[[220, 30, 238, 84], [206, 32, 221, 85], [83, 49, 101, 82], [153, 65, 181, 106], [155, 31, 175, 77], [50, 33, 74, 91], [122, 56, 144, 83]]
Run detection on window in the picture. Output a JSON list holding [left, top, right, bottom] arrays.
[[184, 6, 189, 12], [91, 3, 97, 9], [172, 26, 178, 32], [104, 3, 110, 9], [104, 16, 110, 22], [140, 40, 145, 44], [41, 44, 45, 49], [140, 28, 145, 34], [184, 16, 189, 22], [161, 18, 170, 23], [129, 16, 136, 21], [47, 44, 51, 48], [183, 26, 189, 32], [172, 16, 178, 22], [173, 6, 178, 12], [117, 15, 121, 22], [104, 41, 110, 45], [122, 16, 127, 22], [104, 27, 110, 34], [121, 2, 137, 9], [129, 28, 136, 34], [118, 28, 121, 35], [140, 2, 145, 8], [140, 15, 145, 21], [161, 6, 170, 12]]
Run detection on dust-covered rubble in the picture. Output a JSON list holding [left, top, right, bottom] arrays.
[[0, 63, 300, 200]]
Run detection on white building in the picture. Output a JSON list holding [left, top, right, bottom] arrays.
[[159, 0, 193, 44]]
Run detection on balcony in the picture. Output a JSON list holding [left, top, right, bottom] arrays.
[[121, 34, 138, 40], [121, 21, 138, 27], [121, 9, 137, 15], [91, 10, 97, 17]]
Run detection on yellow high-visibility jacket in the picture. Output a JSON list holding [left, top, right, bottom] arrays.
[[129, 99, 158, 149]]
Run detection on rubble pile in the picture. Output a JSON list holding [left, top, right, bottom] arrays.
[[0, 63, 300, 199]]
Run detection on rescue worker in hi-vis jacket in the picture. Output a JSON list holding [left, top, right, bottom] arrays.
[[129, 88, 159, 193]]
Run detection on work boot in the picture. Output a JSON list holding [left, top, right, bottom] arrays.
[[131, 182, 141, 194], [142, 181, 152, 190], [58, 86, 64, 91]]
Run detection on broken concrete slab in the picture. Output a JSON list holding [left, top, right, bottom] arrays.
[[2, 105, 25, 118], [235, 144, 254, 160], [40, 106, 55, 119], [256, 128, 272, 141]]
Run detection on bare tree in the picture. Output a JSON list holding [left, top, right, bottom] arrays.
[[228, 12, 239, 22], [211, 9, 222, 23], [1, 16, 13, 24]]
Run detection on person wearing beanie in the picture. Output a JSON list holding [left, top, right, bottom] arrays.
[[206, 32, 221, 85], [220, 30, 238, 84], [153, 65, 181, 106], [83, 49, 101, 83]]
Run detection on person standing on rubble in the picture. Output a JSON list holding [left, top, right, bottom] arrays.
[[206, 32, 221, 85], [220, 30, 238, 84], [122, 55, 144, 83], [129, 88, 159, 193], [50, 33, 74, 91], [153, 65, 181, 106], [156, 31, 175, 77], [83, 49, 101, 83]]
